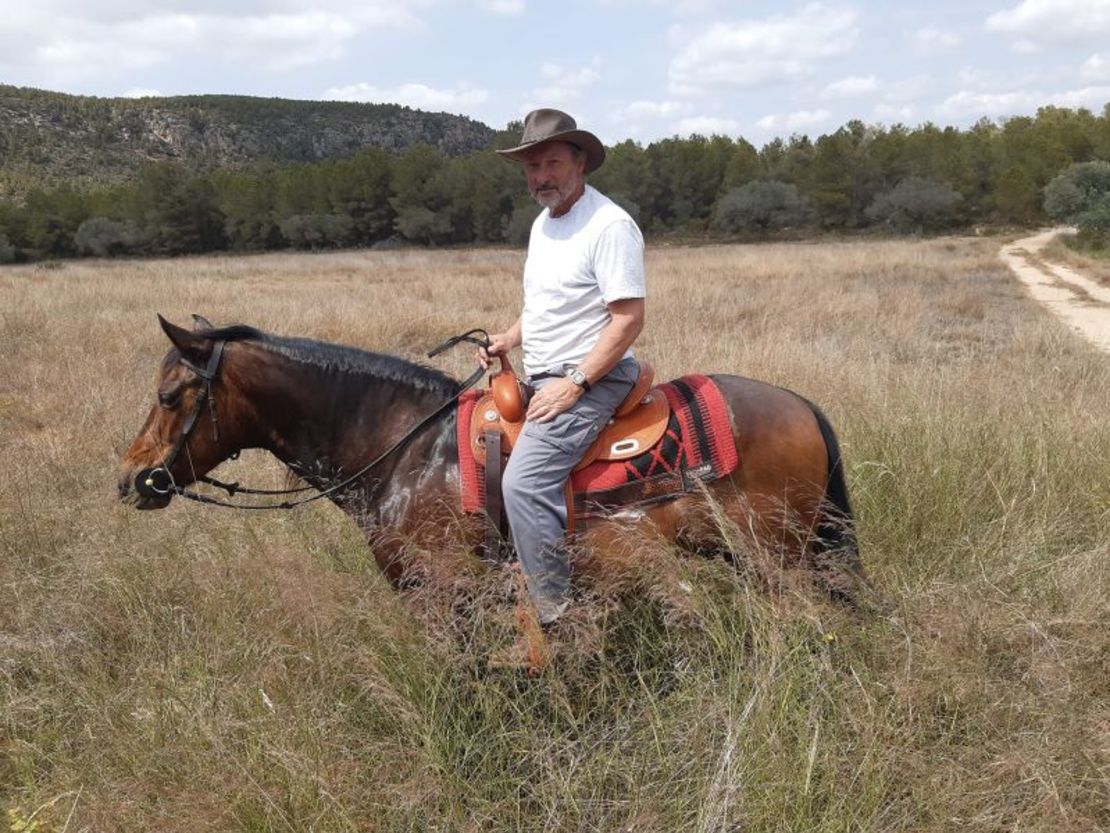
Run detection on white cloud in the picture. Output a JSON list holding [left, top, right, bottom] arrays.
[[323, 81, 490, 111], [668, 4, 858, 95], [938, 89, 1034, 117], [938, 84, 1110, 118], [873, 103, 915, 122], [598, 0, 720, 13], [477, 0, 524, 13], [531, 58, 602, 105], [883, 74, 932, 102], [986, 0, 1110, 45], [755, 108, 831, 131], [670, 0, 720, 12], [1011, 39, 1041, 53], [913, 27, 961, 55], [1081, 52, 1110, 81], [0, 3, 424, 81], [619, 100, 687, 119], [672, 115, 740, 136], [1050, 85, 1110, 108], [541, 61, 601, 87], [822, 75, 878, 98]]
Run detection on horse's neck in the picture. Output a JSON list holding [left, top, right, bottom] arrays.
[[239, 348, 458, 510]]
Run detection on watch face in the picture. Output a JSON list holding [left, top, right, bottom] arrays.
[[569, 368, 587, 386]]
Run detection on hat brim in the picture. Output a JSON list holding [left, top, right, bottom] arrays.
[[495, 129, 606, 174]]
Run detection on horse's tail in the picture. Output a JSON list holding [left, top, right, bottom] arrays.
[[800, 398, 871, 606]]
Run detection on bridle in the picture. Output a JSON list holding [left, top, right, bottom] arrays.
[[134, 329, 491, 510]]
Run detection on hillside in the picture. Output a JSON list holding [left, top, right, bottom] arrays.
[[0, 85, 496, 199]]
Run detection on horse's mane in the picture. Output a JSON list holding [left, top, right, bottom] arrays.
[[192, 324, 461, 397]]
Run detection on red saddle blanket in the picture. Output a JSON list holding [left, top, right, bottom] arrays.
[[456, 374, 739, 518]]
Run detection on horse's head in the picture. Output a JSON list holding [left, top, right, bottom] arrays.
[[118, 314, 241, 509]]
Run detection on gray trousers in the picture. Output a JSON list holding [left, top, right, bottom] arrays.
[[502, 357, 639, 623]]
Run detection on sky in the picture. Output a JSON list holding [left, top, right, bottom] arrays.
[[2, 0, 1109, 146]]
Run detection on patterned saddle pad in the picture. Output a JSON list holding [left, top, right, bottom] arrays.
[[456, 373, 739, 519]]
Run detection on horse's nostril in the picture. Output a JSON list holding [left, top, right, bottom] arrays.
[[117, 475, 132, 499]]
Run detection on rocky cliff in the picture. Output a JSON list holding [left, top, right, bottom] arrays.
[[0, 85, 496, 199]]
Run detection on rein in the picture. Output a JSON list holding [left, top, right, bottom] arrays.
[[135, 329, 491, 510]]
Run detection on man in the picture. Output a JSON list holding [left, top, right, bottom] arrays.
[[480, 108, 646, 634]]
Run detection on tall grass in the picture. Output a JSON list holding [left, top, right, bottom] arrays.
[[1, 239, 1107, 831]]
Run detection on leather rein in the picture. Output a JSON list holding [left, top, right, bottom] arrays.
[[134, 329, 491, 510]]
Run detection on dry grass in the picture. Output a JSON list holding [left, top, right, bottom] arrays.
[[1, 238, 1108, 831], [1042, 234, 1110, 287]]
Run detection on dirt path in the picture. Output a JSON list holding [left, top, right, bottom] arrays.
[[1000, 228, 1110, 353]]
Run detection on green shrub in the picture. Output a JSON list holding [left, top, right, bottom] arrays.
[[1044, 161, 1110, 244], [866, 177, 962, 233], [711, 180, 807, 233]]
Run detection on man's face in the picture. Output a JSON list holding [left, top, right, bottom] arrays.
[[521, 141, 586, 214]]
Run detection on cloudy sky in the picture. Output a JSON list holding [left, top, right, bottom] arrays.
[[2, 0, 1109, 145]]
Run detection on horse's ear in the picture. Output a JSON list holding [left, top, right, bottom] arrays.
[[158, 314, 209, 359], [191, 313, 214, 332]]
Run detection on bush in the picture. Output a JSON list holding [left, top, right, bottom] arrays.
[[711, 181, 807, 233], [866, 177, 962, 233], [502, 203, 540, 246], [394, 206, 453, 245], [74, 217, 143, 257], [279, 214, 353, 250], [1044, 161, 1110, 244], [0, 233, 15, 264]]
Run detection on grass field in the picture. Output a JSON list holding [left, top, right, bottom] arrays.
[[1, 238, 1108, 831]]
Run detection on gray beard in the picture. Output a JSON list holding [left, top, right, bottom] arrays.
[[531, 178, 582, 211]]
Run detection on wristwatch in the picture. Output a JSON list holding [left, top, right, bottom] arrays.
[[567, 367, 591, 392]]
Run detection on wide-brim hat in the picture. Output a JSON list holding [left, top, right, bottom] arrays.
[[496, 108, 606, 173]]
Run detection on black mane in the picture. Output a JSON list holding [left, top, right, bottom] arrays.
[[196, 324, 461, 396]]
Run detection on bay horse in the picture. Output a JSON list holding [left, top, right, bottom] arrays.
[[118, 315, 866, 614]]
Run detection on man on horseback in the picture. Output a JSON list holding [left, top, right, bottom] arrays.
[[480, 108, 646, 637]]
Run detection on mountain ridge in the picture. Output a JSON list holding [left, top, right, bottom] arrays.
[[0, 84, 497, 200]]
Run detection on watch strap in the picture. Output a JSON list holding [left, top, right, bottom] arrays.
[[569, 367, 591, 392]]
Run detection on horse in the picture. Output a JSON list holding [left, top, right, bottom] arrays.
[[118, 315, 867, 621]]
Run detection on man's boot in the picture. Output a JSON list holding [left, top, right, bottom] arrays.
[[487, 566, 553, 674]]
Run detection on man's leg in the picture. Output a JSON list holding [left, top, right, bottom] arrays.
[[502, 358, 638, 623]]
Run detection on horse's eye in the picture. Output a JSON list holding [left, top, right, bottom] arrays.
[[159, 390, 180, 409]]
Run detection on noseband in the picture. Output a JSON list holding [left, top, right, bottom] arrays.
[[134, 329, 491, 510], [134, 339, 238, 498]]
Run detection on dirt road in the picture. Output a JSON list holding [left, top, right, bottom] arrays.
[[1000, 228, 1110, 353]]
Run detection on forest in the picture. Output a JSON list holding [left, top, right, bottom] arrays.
[[1, 103, 1109, 262]]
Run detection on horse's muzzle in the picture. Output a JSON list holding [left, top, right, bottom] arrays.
[[118, 467, 173, 509], [134, 467, 174, 498]]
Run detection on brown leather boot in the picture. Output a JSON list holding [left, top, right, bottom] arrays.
[[487, 600, 552, 674]]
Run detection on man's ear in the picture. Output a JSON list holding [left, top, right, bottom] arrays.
[[158, 314, 211, 362], [191, 313, 215, 332]]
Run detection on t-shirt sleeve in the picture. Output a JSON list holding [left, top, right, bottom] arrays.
[[592, 218, 646, 304]]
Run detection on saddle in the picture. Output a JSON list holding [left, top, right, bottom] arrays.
[[466, 356, 670, 551]]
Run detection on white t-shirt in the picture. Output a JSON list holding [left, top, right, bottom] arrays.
[[521, 185, 646, 377]]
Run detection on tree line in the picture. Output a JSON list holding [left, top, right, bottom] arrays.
[[2, 104, 1109, 263]]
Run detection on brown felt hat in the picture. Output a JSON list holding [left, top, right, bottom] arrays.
[[496, 108, 606, 173]]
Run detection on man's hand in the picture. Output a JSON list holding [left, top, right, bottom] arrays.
[[526, 377, 583, 423], [478, 331, 516, 370]]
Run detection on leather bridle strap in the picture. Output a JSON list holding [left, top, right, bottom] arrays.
[[155, 362, 487, 510], [138, 330, 490, 511], [162, 340, 225, 471], [426, 328, 490, 359]]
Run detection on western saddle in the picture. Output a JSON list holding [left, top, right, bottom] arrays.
[[467, 356, 671, 551]]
